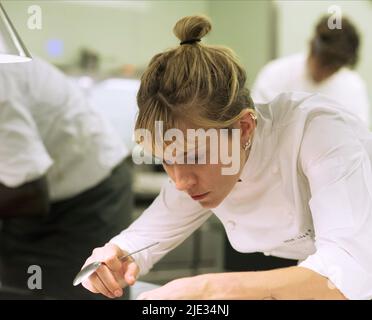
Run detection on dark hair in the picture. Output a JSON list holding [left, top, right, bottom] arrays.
[[310, 15, 360, 69]]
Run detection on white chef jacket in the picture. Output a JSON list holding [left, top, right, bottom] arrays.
[[111, 92, 372, 300], [0, 57, 129, 201], [251, 53, 371, 128]]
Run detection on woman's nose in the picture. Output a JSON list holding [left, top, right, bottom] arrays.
[[173, 166, 196, 191]]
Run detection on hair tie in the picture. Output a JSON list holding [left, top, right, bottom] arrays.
[[180, 39, 201, 45]]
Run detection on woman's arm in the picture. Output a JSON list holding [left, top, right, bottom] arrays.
[[136, 266, 346, 300], [295, 113, 372, 300], [202, 266, 346, 300], [109, 181, 212, 276]]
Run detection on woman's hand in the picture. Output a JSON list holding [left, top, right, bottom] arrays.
[[137, 275, 211, 300], [81, 243, 140, 299]]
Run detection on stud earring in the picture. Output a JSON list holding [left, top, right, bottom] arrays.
[[243, 138, 252, 151], [250, 112, 257, 125]]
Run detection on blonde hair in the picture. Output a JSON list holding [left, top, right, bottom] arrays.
[[135, 15, 254, 153]]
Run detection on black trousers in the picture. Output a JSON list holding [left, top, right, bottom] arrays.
[[224, 236, 298, 272], [0, 160, 133, 300]]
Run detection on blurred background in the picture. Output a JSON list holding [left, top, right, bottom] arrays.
[[4, 1, 372, 96], [1, 0, 372, 297]]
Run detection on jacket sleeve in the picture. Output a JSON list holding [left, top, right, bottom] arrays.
[[298, 112, 372, 300], [110, 180, 212, 275], [0, 100, 52, 187]]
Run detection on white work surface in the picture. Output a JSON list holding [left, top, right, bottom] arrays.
[[129, 281, 161, 300]]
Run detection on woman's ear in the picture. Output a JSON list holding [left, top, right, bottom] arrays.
[[238, 109, 256, 142]]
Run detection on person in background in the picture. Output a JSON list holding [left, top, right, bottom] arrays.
[[252, 15, 370, 127], [0, 57, 133, 299], [80, 15, 372, 300]]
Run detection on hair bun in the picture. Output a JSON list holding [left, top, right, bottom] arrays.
[[173, 15, 212, 44]]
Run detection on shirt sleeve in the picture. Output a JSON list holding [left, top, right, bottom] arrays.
[[298, 112, 372, 300], [334, 76, 371, 129], [251, 65, 275, 104], [0, 100, 53, 187], [251, 60, 286, 104], [347, 82, 370, 129], [109, 180, 212, 276]]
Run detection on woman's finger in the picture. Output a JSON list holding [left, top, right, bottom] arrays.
[[89, 272, 116, 299], [124, 261, 140, 286], [95, 264, 123, 297], [101, 244, 124, 272], [82, 278, 99, 294]]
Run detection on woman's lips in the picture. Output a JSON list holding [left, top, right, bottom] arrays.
[[190, 192, 209, 201]]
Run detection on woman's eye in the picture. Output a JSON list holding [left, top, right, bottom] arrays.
[[162, 154, 205, 165], [186, 154, 204, 164], [163, 159, 175, 166]]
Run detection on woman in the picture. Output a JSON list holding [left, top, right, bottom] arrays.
[[80, 15, 372, 300]]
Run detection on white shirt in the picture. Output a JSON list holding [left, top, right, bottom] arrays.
[[111, 92, 372, 300], [0, 58, 129, 201], [251, 53, 371, 127]]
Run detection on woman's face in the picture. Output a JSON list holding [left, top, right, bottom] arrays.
[[163, 154, 243, 209], [161, 111, 255, 209]]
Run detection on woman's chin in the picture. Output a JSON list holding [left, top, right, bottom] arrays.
[[199, 197, 222, 209]]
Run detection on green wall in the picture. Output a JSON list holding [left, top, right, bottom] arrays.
[[3, 1, 209, 71], [3, 0, 273, 85], [7, 0, 369, 96], [208, 0, 273, 85]]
